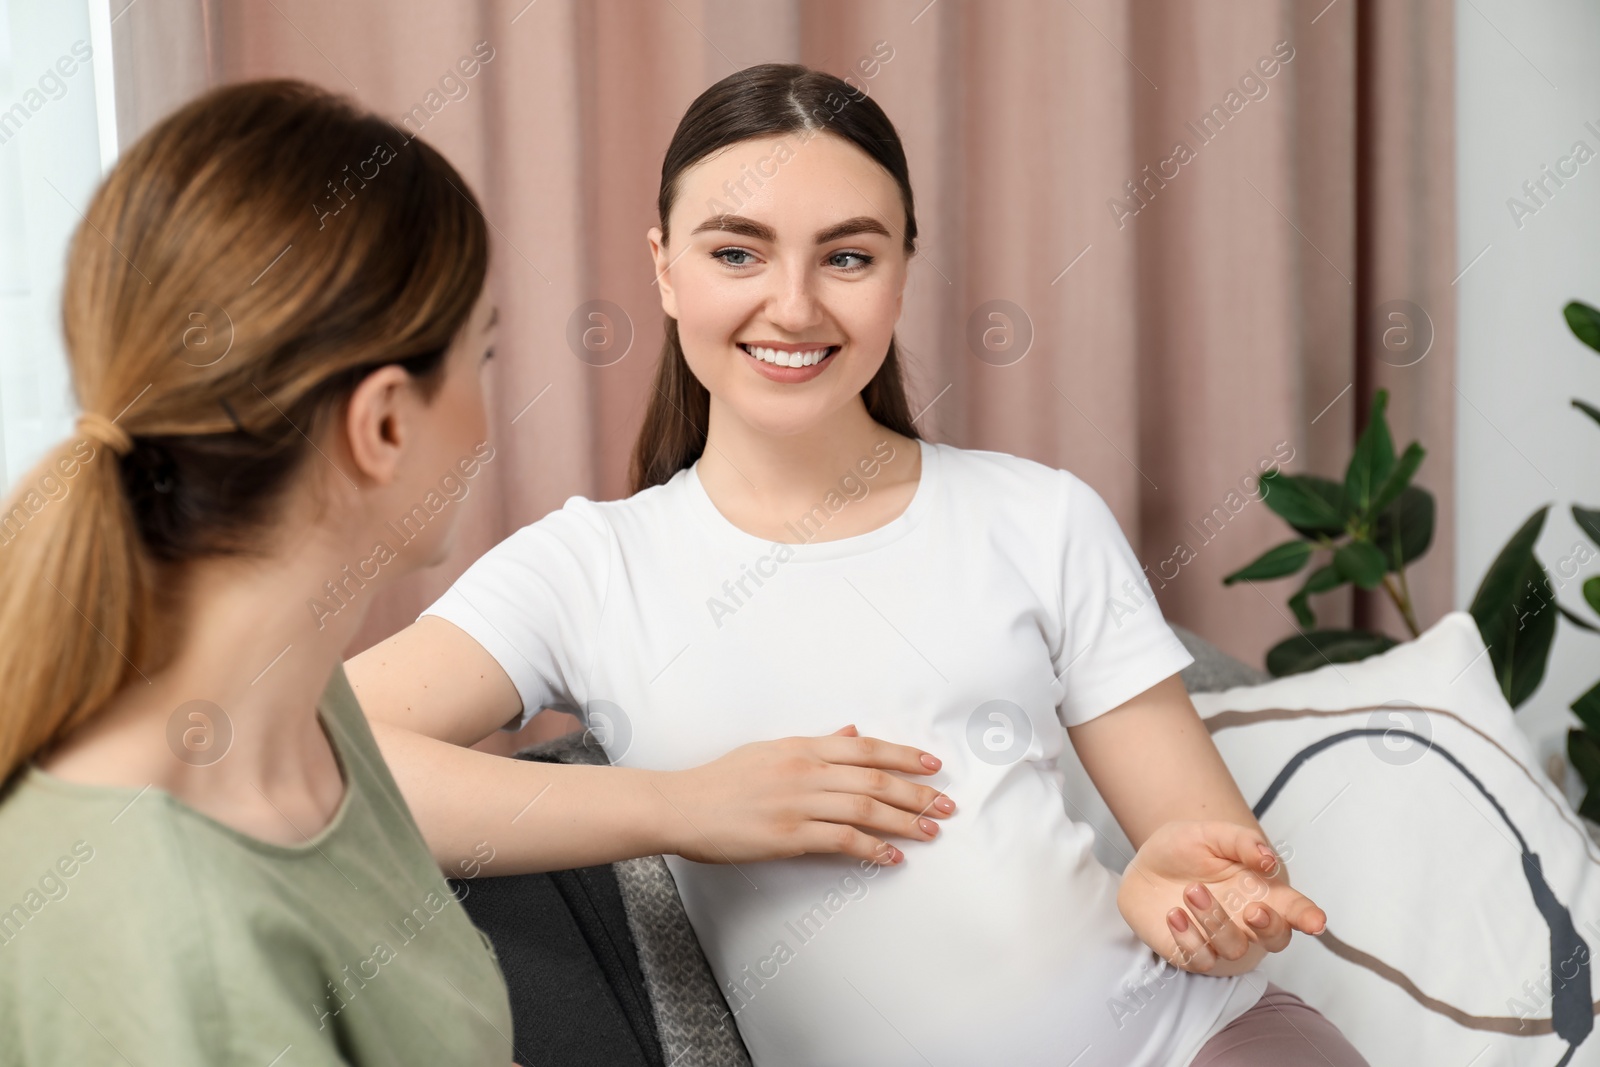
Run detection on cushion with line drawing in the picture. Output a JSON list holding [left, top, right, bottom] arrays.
[[1172, 611, 1596, 1067]]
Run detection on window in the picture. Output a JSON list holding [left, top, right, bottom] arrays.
[[0, 0, 116, 492]]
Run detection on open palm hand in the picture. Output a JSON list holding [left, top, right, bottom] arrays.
[[1117, 820, 1326, 975]]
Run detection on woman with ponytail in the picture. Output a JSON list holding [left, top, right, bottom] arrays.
[[0, 76, 943, 1066], [0, 78, 522, 1066], [353, 64, 1371, 1065]]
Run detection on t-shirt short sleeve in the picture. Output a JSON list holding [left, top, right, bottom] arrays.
[[419, 496, 613, 732], [1051, 470, 1195, 727]]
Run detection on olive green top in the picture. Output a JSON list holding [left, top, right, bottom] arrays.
[[0, 664, 514, 1066]]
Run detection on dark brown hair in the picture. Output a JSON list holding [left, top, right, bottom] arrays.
[[628, 63, 921, 494], [0, 79, 488, 783]]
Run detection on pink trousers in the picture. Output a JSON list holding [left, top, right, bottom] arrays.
[[1188, 982, 1371, 1066]]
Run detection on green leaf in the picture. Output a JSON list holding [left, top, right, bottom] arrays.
[[1504, 569, 1558, 708], [1575, 505, 1600, 550], [1373, 485, 1435, 572], [1344, 388, 1397, 517], [1565, 300, 1600, 354], [1368, 442, 1425, 519], [1259, 469, 1344, 533], [1567, 727, 1600, 792], [1587, 576, 1600, 617], [1470, 508, 1558, 707], [1559, 604, 1600, 633], [1334, 539, 1388, 590], [1572, 681, 1600, 736], [1266, 629, 1400, 678], [1470, 507, 1548, 641], [1575, 399, 1600, 433], [1287, 564, 1345, 629], [1223, 540, 1314, 585], [1570, 729, 1600, 823], [1283, 475, 1350, 538]]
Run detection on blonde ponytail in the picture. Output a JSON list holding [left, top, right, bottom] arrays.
[[0, 420, 160, 786], [0, 79, 488, 788]]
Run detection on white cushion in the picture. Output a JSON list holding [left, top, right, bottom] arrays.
[[1063, 611, 1599, 1066]]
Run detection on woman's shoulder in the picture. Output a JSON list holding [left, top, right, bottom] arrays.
[[929, 440, 1085, 509], [502, 467, 697, 551], [0, 775, 221, 1007], [925, 442, 1137, 562], [0, 770, 217, 926], [0, 777, 336, 1063]]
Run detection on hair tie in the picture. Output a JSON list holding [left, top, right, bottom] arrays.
[[76, 412, 133, 456], [218, 396, 248, 434]]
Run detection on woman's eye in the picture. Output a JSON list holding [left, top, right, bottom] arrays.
[[712, 248, 756, 267], [828, 250, 873, 270]]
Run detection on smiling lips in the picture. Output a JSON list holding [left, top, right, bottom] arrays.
[[738, 341, 839, 384], [739, 342, 837, 368]]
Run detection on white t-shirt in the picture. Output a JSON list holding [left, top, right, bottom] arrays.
[[421, 437, 1265, 1066]]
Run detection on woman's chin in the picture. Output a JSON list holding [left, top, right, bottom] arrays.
[[713, 378, 887, 436], [720, 398, 847, 440]]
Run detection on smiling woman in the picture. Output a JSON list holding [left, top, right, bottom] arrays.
[[632, 63, 922, 494], [351, 62, 1368, 1067]]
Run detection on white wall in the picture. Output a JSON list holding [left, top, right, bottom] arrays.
[[0, 0, 113, 492], [1456, 0, 1600, 796]]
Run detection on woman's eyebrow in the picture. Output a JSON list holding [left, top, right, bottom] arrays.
[[813, 216, 891, 244], [689, 214, 893, 244], [692, 214, 776, 241]]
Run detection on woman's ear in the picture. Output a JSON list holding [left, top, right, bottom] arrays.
[[343, 364, 415, 486], [647, 226, 680, 319], [893, 239, 914, 320]]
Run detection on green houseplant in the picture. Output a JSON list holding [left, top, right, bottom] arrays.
[[1556, 301, 1600, 819], [1220, 386, 1552, 696], [1222, 300, 1600, 814]]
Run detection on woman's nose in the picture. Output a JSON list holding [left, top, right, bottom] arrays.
[[764, 261, 825, 333]]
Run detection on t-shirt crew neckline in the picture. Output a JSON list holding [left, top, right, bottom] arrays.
[[684, 437, 940, 561], [21, 677, 355, 859]]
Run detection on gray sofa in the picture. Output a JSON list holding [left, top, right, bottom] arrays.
[[456, 625, 1264, 1067]]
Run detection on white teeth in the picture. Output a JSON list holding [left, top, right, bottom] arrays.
[[742, 344, 833, 367]]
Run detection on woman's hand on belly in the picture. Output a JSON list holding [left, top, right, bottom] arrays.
[[1116, 820, 1327, 978], [652, 725, 957, 866]]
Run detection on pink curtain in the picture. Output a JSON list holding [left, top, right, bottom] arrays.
[[115, 0, 1456, 675]]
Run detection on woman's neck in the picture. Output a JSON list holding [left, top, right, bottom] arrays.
[[695, 400, 923, 543], [37, 525, 374, 843]]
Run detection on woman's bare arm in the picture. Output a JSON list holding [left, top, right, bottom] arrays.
[[348, 615, 526, 747], [1066, 673, 1266, 852], [1068, 673, 1293, 977], [347, 616, 958, 875]]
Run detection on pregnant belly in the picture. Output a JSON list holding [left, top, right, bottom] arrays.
[[664, 770, 1225, 1066]]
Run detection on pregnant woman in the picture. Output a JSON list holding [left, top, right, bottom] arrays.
[[0, 77, 944, 1066], [350, 65, 1370, 1065]]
